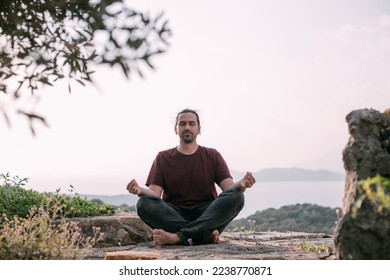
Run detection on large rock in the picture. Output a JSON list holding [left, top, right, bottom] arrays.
[[68, 211, 152, 248], [334, 199, 390, 259], [334, 108, 390, 259]]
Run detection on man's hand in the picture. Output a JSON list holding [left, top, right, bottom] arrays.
[[239, 172, 256, 190], [126, 179, 142, 196], [126, 181, 163, 198], [218, 171, 256, 192]]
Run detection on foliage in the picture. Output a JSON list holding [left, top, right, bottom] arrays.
[[0, 172, 116, 221], [0, 172, 44, 219], [0, 0, 171, 133], [352, 175, 390, 218], [298, 241, 329, 253], [51, 185, 116, 218], [0, 195, 102, 259], [227, 203, 340, 235]]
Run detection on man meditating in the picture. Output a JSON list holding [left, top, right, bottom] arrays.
[[126, 109, 256, 246]]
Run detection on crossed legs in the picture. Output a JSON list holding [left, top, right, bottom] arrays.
[[136, 188, 244, 246]]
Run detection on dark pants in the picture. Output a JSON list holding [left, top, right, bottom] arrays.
[[136, 188, 245, 245]]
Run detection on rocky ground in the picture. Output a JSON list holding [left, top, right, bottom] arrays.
[[83, 231, 335, 260]]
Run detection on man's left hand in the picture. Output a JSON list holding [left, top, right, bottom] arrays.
[[239, 171, 256, 190]]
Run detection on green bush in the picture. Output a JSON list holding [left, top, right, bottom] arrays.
[[50, 185, 116, 218], [0, 173, 44, 219], [0, 172, 114, 259], [0, 173, 116, 221]]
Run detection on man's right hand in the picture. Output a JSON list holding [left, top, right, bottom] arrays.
[[126, 179, 142, 196]]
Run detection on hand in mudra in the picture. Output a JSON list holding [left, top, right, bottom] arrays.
[[126, 179, 142, 196], [240, 172, 256, 190]]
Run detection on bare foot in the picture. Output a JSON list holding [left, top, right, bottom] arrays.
[[203, 230, 220, 244], [153, 229, 182, 246]]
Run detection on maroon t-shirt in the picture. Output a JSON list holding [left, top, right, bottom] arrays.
[[145, 145, 232, 209]]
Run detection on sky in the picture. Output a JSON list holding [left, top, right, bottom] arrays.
[[1, 0, 390, 195]]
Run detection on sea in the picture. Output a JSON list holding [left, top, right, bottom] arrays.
[[234, 180, 344, 219]]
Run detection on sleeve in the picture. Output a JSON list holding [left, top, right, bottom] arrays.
[[145, 153, 165, 188], [214, 150, 232, 184]]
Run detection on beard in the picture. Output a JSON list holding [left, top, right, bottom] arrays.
[[180, 131, 197, 143]]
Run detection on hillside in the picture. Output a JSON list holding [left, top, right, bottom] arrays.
[[83, 194, 137, 208], [226, 203, 339, 235]]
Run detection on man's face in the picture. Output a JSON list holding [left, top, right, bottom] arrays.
[[175, 112, 201, 144]]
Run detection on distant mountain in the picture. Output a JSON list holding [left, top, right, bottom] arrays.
[[231, 167, 344, 182], [81, 194, 137, 208]]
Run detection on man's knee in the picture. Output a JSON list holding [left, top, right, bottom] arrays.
[[225, 187, 244, 199], [136, 195, 160, 215], [222, 188, 245, 209], [233, 188, 245, 209], [136, 195, 146, 213]]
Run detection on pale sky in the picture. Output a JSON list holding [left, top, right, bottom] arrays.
[[1, 0, 389, 195]]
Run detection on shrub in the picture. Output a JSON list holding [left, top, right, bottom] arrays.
[[0, 172, 114, 259], [0, 196, 102, 260], [0, 173, 44, 219], [0, 173, 116, 221], [50, 185, 116, 218]]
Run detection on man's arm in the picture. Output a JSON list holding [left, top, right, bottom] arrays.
[[218, 171, 256, 192], [126, 179, 163, 197]]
